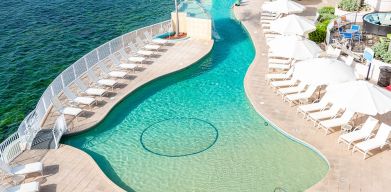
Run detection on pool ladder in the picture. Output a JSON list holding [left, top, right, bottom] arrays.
[[273, 187, 288, 192]]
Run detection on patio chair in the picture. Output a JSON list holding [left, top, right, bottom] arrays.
[[351, 24, 361, 31], [284, 85, 318, 106], [97, 61, 127, 79], [297, 95, 330, 118], [4, 181, 40, 192], [270, 79, 299, 89], [277, 81, 307, 96], [109, 55, 138, 72], [144, 31, 168, 45], [352, 123, 391, 159], [306, 105, 342, 126], [338, 116, 379, 149], [119, 49, 145, 64], [87, 70, 118, 90], [51, 96, 83, 118], [0, 161, 43, 176], [63, 86, 96, 107], [265, 67, 294, 82], [317, 110, 356, 134], [74, 78, 107, 97]]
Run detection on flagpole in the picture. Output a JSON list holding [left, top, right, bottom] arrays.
[[175, 0, 179, 37]]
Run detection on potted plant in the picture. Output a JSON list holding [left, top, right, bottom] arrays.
[[334, 0, 374, 22]]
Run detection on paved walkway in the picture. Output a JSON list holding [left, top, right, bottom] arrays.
[[42, 39, 213, 134], [6, 38, 213, 191], [234, 0, 391, 191]]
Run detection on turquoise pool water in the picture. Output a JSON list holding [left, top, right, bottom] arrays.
[[64, 0, 328, 191]]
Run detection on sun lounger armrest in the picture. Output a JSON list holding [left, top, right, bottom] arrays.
[[352, 125, 362, 132]]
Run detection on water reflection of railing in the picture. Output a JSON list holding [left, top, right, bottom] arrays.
[[0, 20, 172, 164]]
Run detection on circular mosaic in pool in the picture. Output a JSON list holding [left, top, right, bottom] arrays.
[[140, 118, 218, 157]]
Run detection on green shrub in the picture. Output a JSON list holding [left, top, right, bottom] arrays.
[[372, 39, 391, 63], [309, 20, 330, 43], [338, 0, 361, 12], [318, 6, 335, 15]]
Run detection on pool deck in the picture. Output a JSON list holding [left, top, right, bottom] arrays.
[[6, 38, 213, 191], [234, 0, 391, 191]]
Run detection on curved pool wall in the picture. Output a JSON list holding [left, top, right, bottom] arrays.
[[63, 0, 329, 191]]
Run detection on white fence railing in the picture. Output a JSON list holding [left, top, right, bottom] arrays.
[[0, 20, 172, 164]]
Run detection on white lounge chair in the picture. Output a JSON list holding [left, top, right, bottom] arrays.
[[352, 123, 391, 159], [297, 95, 330, 117], [136, 37, 160, 51], [307, 105, 341, 126], [87, 70, 118, 90], [270, 79, 298, 89], [265, 67, 294, 82], [277, 82, 307, 96], [144, 31, 168, 45], [63, 87, 96, 107], [0, 161, 43, 176], [119, 49, 145, 64], [74, 78, 107, 97], [338, 117, 379, 149], [110, 55, 138, 72], [284, 85, 318, 106], [51, 96, 83, 118], [5, 181, 40, 192], [97, 62, 127, 79], [318, 110, 356, 134], [128, 43, 154, 57]]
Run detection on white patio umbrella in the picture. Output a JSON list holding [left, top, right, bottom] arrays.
[[268, 35, 322, 60], [292, 58, 356, 86], [262, 0, 305, 14], [325, 81, 391, 116], [270, 14, 316, 36]]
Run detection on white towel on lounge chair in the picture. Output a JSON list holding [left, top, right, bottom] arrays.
[[353, 123, 391, 159], [338, 117, 379, 149]]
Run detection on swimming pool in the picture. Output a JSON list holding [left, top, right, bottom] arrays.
[[63, 0, 328, 191]]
